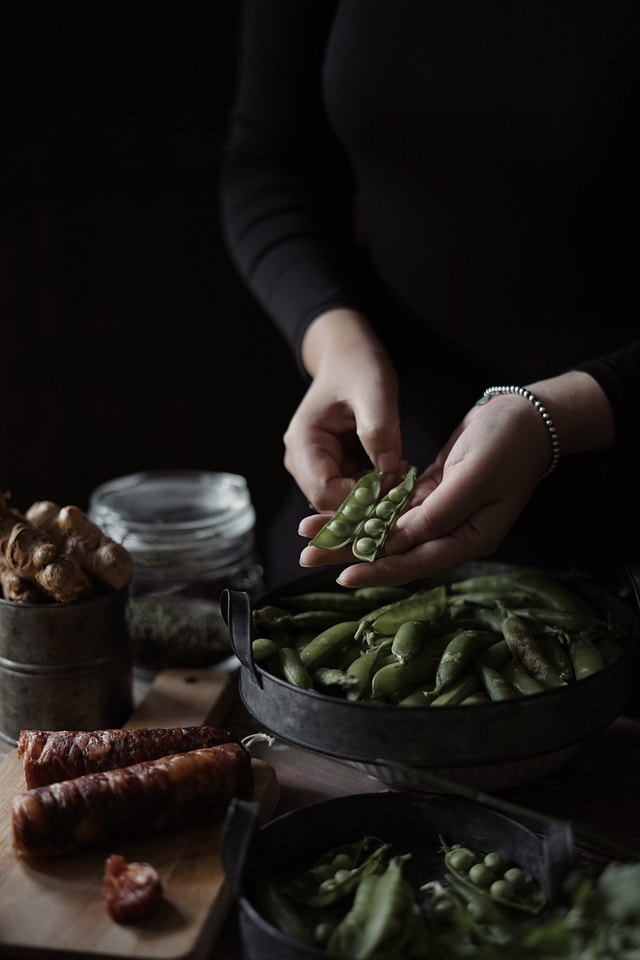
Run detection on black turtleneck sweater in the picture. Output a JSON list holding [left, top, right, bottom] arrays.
[[220, 0, 640, 570]]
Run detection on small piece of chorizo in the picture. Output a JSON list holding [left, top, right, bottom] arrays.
[[103, 853, 163, 924]]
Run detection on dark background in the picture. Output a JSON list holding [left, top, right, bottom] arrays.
[[1, 3, 303, 563]]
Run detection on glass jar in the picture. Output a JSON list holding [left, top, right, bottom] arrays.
[[88, 470, 264, 671]]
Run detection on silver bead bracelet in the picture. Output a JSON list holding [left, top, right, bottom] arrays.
[[475, 385, 560, 479]]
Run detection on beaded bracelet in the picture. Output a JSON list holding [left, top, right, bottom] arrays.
[[475, 385, 561, 479]]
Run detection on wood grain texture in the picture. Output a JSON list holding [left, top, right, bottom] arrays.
[[0, 668, 280, 960]]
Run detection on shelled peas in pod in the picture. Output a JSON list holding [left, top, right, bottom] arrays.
[[308, 467, 417, 562], [250, 568, 629, 706]]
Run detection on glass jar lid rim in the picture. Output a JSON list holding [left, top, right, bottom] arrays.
[[88, 469, 254, 533]]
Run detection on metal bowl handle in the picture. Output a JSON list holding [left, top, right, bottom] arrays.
[[220, 588, 261, 682]]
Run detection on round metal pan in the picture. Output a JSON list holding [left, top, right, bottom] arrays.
[[222, 790, 574, 960], [222, 563, 639, 789]]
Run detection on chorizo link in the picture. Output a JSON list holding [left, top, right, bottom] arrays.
[[18, 726, 240, 788], [12, 742, 254, 858]]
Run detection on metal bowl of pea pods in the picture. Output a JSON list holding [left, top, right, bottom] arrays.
[[221, 561, 640, 791], [221, 789, 574, 960]]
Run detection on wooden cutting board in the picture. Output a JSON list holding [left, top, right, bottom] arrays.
[[0, 668, 280, 960]]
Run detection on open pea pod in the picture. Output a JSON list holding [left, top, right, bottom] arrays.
[[309, 469, 383, 550], [352, 466, 417, 562], [286, 838, 391, 907], [443, 844, 546, 916]]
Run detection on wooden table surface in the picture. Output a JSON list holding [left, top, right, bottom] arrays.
[[2, 667, 640, 959]]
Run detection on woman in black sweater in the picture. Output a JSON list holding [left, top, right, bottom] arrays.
[[220, 0, 640, 589]]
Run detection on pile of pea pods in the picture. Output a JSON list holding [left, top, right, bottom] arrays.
[[255, 832, 548, 957], [251, 568, 629, 706]]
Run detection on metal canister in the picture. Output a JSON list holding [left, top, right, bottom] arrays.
[[0, 587, 133, 745]]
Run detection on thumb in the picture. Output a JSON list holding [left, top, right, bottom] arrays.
[[352, 390, 403, 476]]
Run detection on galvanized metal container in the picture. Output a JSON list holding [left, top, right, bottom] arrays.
[[222, 563, 640, 790], [222, 791, 574, 960], [0, 587, 133, 745]]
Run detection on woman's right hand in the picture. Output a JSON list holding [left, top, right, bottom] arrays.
[[282, 308, 405, 513]]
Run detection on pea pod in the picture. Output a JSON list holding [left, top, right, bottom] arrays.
[[515, 571, 596, 616], [278, 647, 313, 689], [460, 692, 491, 705], [430, 672, 480, 706], [327, 873, 379, 957], [536, 631, 575, 682], [313, 666, 360, 691], [390, 619, 430, 662], [354, 585, 413, 604], [350, 856, 414, 959], [474, 637, 511, 671], [255, 879, 313, 945], [433, 629, 498, 692], [285, 837, 386, 904], [396, 686, 442, 706], [346, 639, 393, 701], [443, 843, 546, 916], [356, 584, 448, 639], [351, 466, 417, 562], [252, 636, 282, 662], [568, 631, 605, 680], [298, 620, 360, 671], [283, 609, 353, 631], [596, 635, 625, 666], [370, 633, 453, 700], [476, 660, 516, 701], [308, 469, 383, 550], [289, 842, 392, 908], [501, 657, 546, 696], [498, 605, 566, 690], [281, 591, 377, 616]]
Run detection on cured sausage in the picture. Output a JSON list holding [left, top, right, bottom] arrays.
[[17, 726, 239, 788], [103, 854, 163, 924], [12, 741, 254, 858]]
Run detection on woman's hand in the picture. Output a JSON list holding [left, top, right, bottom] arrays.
[[282, 308, 405, 511], [298, 371, 615, 586]]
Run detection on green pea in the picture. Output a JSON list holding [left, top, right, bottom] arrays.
[[363, 517, 387, 537], [327, 518, 351, 539], [314, 922, 334, 946], [490, 878, 512, 900], [468, 863, 494, 888], [354, 536, 377, 556], [446, 847, 476, 873], [483, 851, 506, 873], [343, 503, 367, 522], [354, 485, 377, 505], [375, 499, 396, 519], [504, 867, 526, 888]]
